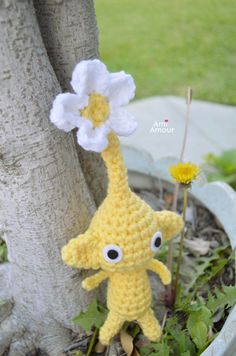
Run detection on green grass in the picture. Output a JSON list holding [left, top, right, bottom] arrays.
[[95, 0, 236, 104]]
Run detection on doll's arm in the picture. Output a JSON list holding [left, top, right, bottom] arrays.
[[147, 259, 171, 285], [82, 271, 109, 291]]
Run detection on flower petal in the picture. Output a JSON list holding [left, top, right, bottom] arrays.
[[77, 120, 110, 152], [71, 59, 110, 97], [108, 108, 138, 136], [108, 71, 135, 107], [50, 93, 87, 132]]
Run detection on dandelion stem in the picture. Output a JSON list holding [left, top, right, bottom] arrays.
[[166, 88, 192, 301], [167, 183, 179, 270], [180, 87, 192, 161], [86, 327, 99, 356], [174, 187, 188, 305]]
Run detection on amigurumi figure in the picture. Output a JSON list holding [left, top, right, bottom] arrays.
[[50, 59, 183, 346]]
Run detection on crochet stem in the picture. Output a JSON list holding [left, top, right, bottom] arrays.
[[101, 133, 130, 196]]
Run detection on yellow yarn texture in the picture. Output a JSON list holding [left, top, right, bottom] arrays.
[[62, 132, 183, 345]]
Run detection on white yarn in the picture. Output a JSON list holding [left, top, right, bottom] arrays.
[[50, 59, 137, 152]]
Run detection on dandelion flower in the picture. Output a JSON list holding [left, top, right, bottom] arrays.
[[50, 59, 137, 152], [170, 162, 199, 185]]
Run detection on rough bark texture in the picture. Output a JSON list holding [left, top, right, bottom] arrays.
[[0, 1, 99, 354], [34, 0, 108, 206], [34, 0, 99, 89]]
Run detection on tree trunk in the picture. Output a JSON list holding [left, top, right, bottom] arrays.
[[0, 1, 100, 354], [34, 0, 108, 207]]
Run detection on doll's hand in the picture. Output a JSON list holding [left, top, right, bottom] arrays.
[[160, 269, 171, 285], [147, 259, 171, 285], [82, 278, 95, 291], [82, 271, 109, 291]]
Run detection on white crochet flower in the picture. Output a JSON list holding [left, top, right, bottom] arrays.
[[50, 59, 137, 152]]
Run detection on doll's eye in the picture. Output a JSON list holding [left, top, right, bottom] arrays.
[[150, 231, 162, 252], [103, 244, 123, 264]]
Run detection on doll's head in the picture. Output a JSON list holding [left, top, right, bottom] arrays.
[[61, 132, 183, 272], [61, 191, 182, 273]]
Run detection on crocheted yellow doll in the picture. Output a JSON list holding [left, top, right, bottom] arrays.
[[50, 59, 183, 346]]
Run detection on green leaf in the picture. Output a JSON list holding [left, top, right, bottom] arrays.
[[140, 341, 170, 356], [184, 245, 230, 294], [151, 341, 170, 355], [187, 306, 212, 351], [181, 352, 191, 356], [194, 256, 229, 291], [214, 149, 236, 175], [204, 149, 236, 190], [187, 320, 208, 351], [140, 346, 151, 356], [207, 285, 236, 314], [205, 149, 236, 174], [189, 307, 212, 327], [169, 326, 196, 354], [72, 299, 108, 333], [163, 317, 196, 355]]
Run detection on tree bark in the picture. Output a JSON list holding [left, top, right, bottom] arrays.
[[34, 0, 108, 206], [0, 1, 98, 354]]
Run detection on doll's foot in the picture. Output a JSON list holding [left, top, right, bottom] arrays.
[[99, 311, 125, 346], [137, 308, 162, 341]]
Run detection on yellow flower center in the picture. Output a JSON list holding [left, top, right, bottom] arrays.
[[169, 162, 199, 185], [80, 93, 110, 127]]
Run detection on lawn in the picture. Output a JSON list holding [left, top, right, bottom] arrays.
[[95, 0, 236, 104]]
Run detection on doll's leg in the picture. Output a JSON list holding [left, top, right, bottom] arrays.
[[137, 308, 162, 341], [99, 310, 125, 346]]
